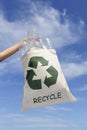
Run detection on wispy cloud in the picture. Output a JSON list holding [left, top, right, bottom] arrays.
[[0, 1, 85, 51], [45, 106, 72, 111], [0, 2, 86, 130], [77, 85, 87, 91], [61, 51, 82, 62], [62, 61, 87, 79], [0, 1, 86, 81], [0, 113, 77, 130], [0, 57, 22, 76]]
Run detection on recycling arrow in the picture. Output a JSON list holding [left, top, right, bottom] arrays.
[[44, 65, 58, 87], [26, 69, 41, 90], [29, 56, 48, 68], [26, 56, 58, 90], [26, 56, 48, 90]]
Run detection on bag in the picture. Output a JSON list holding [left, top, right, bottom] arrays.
[[21, 43, 76, 111]]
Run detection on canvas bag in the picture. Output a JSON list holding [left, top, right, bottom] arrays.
[[21, 43, 76, 111]]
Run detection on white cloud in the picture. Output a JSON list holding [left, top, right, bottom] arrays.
[[61, 51, 82, 62], [75, 97, 87, 103], [0, 1, 85, 51], [0, 1, 85, 80], [57, 107, 72, 111], [79, 19, 85, 27], [28, 4, 84, 48], [0, 13, 27, 51], [0, 113, 77, 129], [0, 2, 86, 130], [45, 106, 72, 111], [78, 85, 87, 91], [62, 61, 87, 79], [0, 57, 22, 76]]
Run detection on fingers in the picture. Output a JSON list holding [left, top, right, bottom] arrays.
[[19, 37, 40, 47]]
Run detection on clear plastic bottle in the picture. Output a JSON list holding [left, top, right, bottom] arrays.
[[20, 28, 54, 56], [19, 28, 39, 56]]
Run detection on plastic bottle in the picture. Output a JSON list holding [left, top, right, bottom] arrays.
[[20, 28, 54, 56]]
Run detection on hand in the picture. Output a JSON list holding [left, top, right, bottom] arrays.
[[19, 38, 27, 48], [18, 37, 40, 49]]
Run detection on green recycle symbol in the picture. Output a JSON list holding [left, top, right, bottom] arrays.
[[26, 56, 58, 90]]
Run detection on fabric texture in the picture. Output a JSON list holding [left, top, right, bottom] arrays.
[[21, 47, 76, 111]]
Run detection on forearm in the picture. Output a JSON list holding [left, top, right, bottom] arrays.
[[0, 39, 27, 62], [0, 43, 21, 62], [0, 37, 39, 62]]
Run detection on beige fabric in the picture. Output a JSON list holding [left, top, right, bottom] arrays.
[[21, 47, 76, 111]]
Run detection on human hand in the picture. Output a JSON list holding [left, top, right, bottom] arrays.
[[18, 38, 28, 48]]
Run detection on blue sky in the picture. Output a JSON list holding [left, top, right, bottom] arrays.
[[0, 0, 87, 130]]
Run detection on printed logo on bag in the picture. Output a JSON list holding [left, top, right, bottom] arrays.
[[26, 56, 58, 90]]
